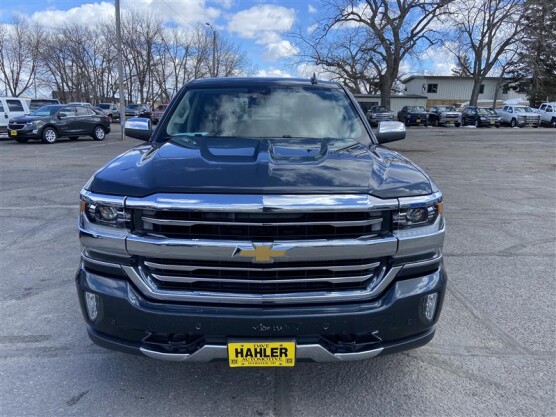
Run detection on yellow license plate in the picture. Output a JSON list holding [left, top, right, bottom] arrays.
[[416, 119, 421, 123], [10, 130, 17, 136], [228, 341, 296, 367], [490, 120, 495, 124]]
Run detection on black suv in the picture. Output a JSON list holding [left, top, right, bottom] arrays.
[[397, 106, 428, 126], [461, 106, 501, 128], [125, 104, 152, 120], [8, 105, 110, 144]]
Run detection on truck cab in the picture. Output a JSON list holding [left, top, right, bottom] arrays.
[[536, 102, 556, 128]]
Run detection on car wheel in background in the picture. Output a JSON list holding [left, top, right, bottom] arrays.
[[404, 117, 410, 126], [510, 118, 517, 127], [108, 115, 113, 123], [435, 119, 439, 127], [15, 138, 29, 143], [69, 136, 79, 141], [92, 126, 106, 141], [455, 123, 461, 127], [474, 119, 480, 128], [551, 118, 556, 128], [41, 127, 58, 144]]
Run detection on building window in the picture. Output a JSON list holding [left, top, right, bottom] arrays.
[[479, 84, 485, 94], [427, 84, 438, 93]]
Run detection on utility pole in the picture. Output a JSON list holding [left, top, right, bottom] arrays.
[[205, 22, 216, 77], [115, 0, 126, 140]]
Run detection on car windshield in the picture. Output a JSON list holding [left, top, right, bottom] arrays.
[[514, 106, 533, 113], [30, 106, 60, 116], [438, 106, 456, 111], [477, 108, 491, 115], [165, 86, 368, 141], [156, 104, 168, 111], [372, 106, 390, 112], [127, 104, 141, 109], [407, 106, 425, 112], [98, 104, 111, 109]]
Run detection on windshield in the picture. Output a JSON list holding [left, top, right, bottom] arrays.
[[127, 104, 141, 109], [98, 104, 110, 109], [372, 106, 390, 112], [514, 106, 533, 113], [156, 104, 168, 111], [407, 106, 425, 112], [30, 106, 59, 116], [165, 86, 368, 141], [438, 106, 456, 111]]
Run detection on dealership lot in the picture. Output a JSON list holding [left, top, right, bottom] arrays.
[[0, 126, 554, 416]]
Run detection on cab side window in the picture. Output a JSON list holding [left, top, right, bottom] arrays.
[[76, 107, 89, 116], [546, 105, 553, 113], [6, 99, 24, 112], [58, 107, 76, 117]]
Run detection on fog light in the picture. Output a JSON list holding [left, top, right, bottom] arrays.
[[85, 292, 99, 321], [423, 293, 438, 322]]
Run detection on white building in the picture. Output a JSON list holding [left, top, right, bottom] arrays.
[[402, 76, 528, 108]]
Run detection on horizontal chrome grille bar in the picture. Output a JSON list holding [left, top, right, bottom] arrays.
[[142, 217, 383, 228], [143, 260, 381, 272], [151, 273, 375, 284]]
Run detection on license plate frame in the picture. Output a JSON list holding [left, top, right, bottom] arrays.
[[228, 341, 296, 367], [10, 130, 17, 136]]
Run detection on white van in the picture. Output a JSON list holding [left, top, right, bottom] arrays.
[[0, 97, 31, 136]]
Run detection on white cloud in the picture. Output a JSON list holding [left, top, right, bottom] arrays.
[[30, 2, 114, 28], [228, 4, 296, 62], [255, 68, 293, 78], [308, 5, 317, 14], [263, 40, 299, 61], [307, 23, 318, 34]]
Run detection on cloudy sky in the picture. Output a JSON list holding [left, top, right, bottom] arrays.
[[0, 0, 454, 78]]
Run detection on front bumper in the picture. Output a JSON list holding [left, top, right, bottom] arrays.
[[8, 127, 41, 139], [76, 262, 447, 362], [404, 115, 428, 125]]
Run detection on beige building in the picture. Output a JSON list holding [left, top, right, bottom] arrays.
[[402, 75, 528, 108]]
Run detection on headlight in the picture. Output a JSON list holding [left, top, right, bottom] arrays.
[[394, 193, 442, 229], [80, 192, 129, 228], [25, 121, 37, 128]]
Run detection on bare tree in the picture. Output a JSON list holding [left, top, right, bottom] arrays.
[[299, 0, 452, 107], [0, 17, 43, 96], [445, 0, 525, 106]]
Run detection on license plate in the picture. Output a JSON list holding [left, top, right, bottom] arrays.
[[416, 119, 421, 123], [10, 130, 17, 136], [228, 341, 296, 367], [490, 120, 495, 125]]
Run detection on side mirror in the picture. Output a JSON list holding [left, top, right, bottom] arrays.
[[124, 117, 152, 141], [376, 121, 406, 144]]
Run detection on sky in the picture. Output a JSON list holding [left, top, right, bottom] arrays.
[[0, 0, 455, 79]]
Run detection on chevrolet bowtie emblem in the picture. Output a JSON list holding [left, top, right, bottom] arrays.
[[234, 244, 287, 263]]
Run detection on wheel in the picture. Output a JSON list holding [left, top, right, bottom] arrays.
[[108, 114, 113, 123], [510, 118, 517, 127], [404, 117, 410, 126], [435, 118, 439, 127], [41, 127, 58, 144], [455, 123, 461, 128], [92, 126, 106, 141], [474, 119, 480, 128], [424, 121, 429, 127], [15, 137, 29, 143], [69, 136, 79, 141], [551, 118, 556, 128]]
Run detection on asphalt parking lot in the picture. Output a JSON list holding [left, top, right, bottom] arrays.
[[0, 125, 554, 416]]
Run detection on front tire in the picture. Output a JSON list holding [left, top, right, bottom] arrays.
[[510, 118, 517, 127], [551, 118, 556, 128], [474, 119, 480, 128], [435, 118, 439, 127], [108, 114, 113, 123], [92, 126, 106, 141], [41, 127, 58, 144], [404, 117, 410, 127], [455, 123, 461, 128]]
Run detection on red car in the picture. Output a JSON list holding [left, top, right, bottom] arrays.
[[152, 104, 168, 124]]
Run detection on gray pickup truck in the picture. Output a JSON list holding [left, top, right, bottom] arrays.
[[77, 77, 447, 366]]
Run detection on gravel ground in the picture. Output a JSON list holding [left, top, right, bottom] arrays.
[[0, 125, 554, 416]]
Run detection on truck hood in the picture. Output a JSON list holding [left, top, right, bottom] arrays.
[[89, 137, 433, 198]]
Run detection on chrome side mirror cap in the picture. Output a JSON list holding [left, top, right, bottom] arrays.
[[124, 117, 152, 141], [376, 121, 406, 144]]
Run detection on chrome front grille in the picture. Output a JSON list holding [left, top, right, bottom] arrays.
[[140, 257, 384, 295], [8, 123, 25, 130], [137, 210, 390, 241]]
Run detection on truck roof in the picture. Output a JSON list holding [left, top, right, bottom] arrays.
[[188, 77, 341, 89]]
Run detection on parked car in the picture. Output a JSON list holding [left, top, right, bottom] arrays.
[[461, 106, 501, 127], [96, 103, 120, 123], [497, 105, 540, 127], [8, 104, 110, 144], [0, 96, 31, 136], [397, 106, 428, 126], [29, 99, 61, 111], [77, 77, 447, 364], [125, 104, 152, 120], [152, 103, 169, 124], [67, 102, 93, 107], [427, 106, 462, 127], [534, 102, 556, 127], [366, 105, 394, 127]]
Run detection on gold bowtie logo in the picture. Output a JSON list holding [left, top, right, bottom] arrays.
[[235, 244, 287, 263]]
